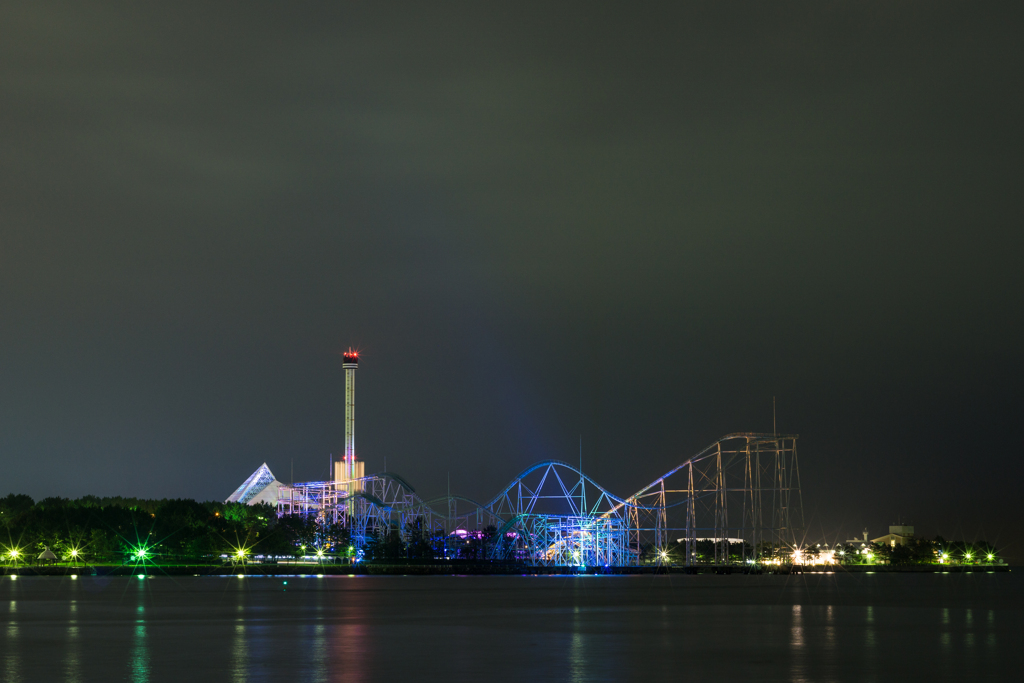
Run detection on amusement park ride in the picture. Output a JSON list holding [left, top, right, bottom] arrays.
[[231, 351, 803, 567]]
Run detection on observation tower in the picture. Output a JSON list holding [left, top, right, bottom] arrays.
[[335, 349, 364, 492]]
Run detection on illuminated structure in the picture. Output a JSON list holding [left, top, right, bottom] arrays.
[[226, 463, 286, 506], [334, 350, 364, 493], [275, 432, 802, 566], [872, 524, 915, 547], [230, 347, 805, 565]]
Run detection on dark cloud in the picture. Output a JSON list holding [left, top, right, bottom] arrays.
[[1, 2, 1022, 556]]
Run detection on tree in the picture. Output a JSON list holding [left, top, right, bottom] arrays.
[[0, 494, 34, 528], [405, 517, 433, 560]]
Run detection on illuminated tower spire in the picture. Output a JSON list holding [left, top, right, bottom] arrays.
[[342, 349, 358, 480]]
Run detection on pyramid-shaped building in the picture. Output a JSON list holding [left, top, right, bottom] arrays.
[[226, 463, 285, 505]]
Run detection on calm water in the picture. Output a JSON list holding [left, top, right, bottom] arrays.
[[1, 572, 1021, 682]]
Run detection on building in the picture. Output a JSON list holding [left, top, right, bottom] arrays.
[[845, 528, 870, 546], [226, 463, 285, 506], [871, 524, 915, 547]]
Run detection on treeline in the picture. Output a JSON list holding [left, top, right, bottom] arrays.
[[845, 537, 998, 565], [362, 518, 496, 562], [0, 493, 497, 565], [653, 537, 1000, 566], [0, 493, 327, 563]]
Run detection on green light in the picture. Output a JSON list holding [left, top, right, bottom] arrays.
[[964, 552, 972, 560], [9, 549, 19, 559], [70, 549, 78, 558], [987, 554, 994, 561], [316, 549, 325, 558]]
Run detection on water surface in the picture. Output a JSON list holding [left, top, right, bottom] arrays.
[[1, 572, 1020, 682]]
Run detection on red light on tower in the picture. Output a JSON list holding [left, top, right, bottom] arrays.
[[342, 349, 359, 365]]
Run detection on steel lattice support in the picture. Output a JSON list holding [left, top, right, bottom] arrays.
[[274, 432, 803, 567]]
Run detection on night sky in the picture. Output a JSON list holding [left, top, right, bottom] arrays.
[[2, 3, 1022, 558]]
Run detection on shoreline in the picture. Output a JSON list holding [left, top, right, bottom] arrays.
[[0, 563, 1011, 577]]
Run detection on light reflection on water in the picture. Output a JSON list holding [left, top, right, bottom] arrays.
[[332, 589, 368, 683], [64, 600, 80, 683], [569, 605, 585, 683], [5, 596, 19, 683], [5, 622, 19, 683], [309, 622, 327, 683], [64, 625, 80, 683], [823, 604, 836, 677], [790, 604, 804, 648], [129, 604, 149, 683], [231, 623, 247, 683], [864, 604, 877, 651], [824, 605, 835, 650], [939, 606, 952, 652], [232, 601, 248, 682], [0, 574, 1019, 681], [789, 604, 806, 683], [335, 621, 367, 682]]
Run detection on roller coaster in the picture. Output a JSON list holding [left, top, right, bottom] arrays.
[[276, 432, 802, 567]]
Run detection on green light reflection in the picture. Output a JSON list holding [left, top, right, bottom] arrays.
[[129, 604, 149, 683]]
